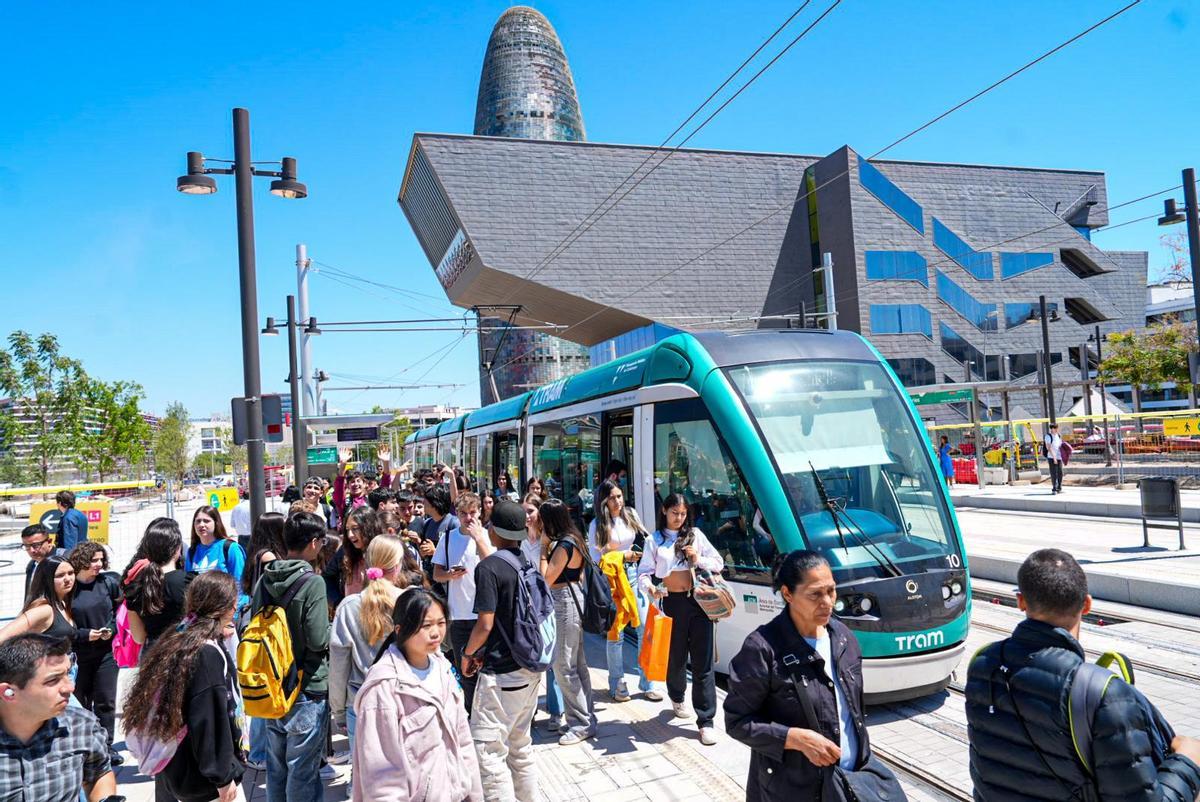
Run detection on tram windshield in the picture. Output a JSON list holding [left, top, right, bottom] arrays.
[[728, 360, 959, 580]]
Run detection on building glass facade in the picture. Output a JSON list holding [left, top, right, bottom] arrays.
[[473, 7, 591, 403]]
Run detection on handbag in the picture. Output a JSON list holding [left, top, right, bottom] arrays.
[[638, 603, 672, 682], [691, 566, 736, 621]]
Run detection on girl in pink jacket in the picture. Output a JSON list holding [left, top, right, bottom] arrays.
[[352, 588, 483, 802]]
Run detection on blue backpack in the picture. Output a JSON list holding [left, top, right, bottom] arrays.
[[493, 549, 557, 672]]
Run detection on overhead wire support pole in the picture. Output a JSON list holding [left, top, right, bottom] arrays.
[[286, 295, 308, 486], [297, 244, 316, 418]]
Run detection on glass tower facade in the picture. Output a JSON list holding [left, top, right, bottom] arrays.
[[474, 6, 591, 404]]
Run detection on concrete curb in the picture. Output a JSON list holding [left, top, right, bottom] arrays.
[[969, 553, 1200, 617], [955, 493, 1200, 523]]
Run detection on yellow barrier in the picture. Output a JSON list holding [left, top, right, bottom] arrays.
[[0, 479, 154, 497]]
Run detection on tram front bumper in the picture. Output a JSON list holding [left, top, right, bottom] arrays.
[[862, 641, 965, 704]]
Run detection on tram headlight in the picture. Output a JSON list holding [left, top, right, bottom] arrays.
[[951, 581, 963, 596], [834, 598, 846, 613], [859, 596, 873, 613], [941, 585, 952, 601]]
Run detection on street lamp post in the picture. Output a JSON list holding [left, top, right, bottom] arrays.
[[1089, 326, 1112, 467], [177, 107, 308, 526], [1159, 167, 1200, 406], [1039, 295, 1056, 426]]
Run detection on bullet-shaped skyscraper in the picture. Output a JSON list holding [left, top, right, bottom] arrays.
[[473, 6, 591, 404]]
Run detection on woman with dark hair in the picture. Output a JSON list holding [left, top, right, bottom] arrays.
[[324, 506, 381, 607], [521, 493, 564, 731], [494, 471, 518, 501], [123, 517, 188, 649], [524, 476, 548, 501], [588, 479, 654, 703], [724, 551, 870, 800], [0, 555, 77, 643], [186, 506, 247, 604], [67, 541, 123, 764], [938, 435, 955, 486], [242, 512, 285, 600], [124, 571, 246, 802], [637, 492, 725, 745], [538, 498, 597, 745], [353, 588, 481, 802], [480, 491, 496, 527]]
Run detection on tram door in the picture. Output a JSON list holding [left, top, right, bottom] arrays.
[[603, 411, 636, 510]]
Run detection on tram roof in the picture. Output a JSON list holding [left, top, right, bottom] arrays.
[[408, 329, 875, 442]]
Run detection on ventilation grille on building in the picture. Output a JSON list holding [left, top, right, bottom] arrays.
[[400, 146, 460, 266]]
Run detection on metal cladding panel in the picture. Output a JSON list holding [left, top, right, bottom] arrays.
[[464, 391, 531, 430], [400, 146, 459, 266], [691, 330, 878, 368]]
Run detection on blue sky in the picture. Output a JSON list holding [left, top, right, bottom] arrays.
[[1, 1, 1194, 418]]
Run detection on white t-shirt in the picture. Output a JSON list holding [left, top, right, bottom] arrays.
[[587, 517, 640, 561], [1044, 433, 1064, 462], [432, 528, 480, 621], [230, 500, 252, 538]]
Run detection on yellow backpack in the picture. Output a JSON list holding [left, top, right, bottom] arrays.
[[236, 572, 317, 718]]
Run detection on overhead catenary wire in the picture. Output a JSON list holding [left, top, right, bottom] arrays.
[[485, 0, 1146, 378]]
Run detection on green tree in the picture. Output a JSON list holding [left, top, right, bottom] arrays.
[[0, 332, 90, 485], [155, 402, 191, 480], [1099, 320, 1197, 412], [192, 451, 222, 477], [76, 379, 152, 481]]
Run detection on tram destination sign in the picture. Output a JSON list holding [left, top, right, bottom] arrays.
[[909, 388, 974, 406]]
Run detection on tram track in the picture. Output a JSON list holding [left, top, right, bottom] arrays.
[[874, 745, 973, 802], [969, 618, 1200, 685]]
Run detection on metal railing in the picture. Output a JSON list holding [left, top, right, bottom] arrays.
[[926, 409, 1200, 485]]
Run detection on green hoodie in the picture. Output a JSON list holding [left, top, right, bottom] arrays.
[[252, 558, 331, 696]]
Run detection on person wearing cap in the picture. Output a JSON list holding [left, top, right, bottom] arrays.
[[461, 498, 542, 802]]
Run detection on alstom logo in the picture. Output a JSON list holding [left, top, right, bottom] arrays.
[[894, 631, 945, 651]]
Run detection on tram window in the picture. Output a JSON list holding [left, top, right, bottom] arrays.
[[437, 438, 457, 469], [494, 432, 522, 498], [605, 411, 635, 509], [655, 403, 776, 586], [533, 416, 601, 530]]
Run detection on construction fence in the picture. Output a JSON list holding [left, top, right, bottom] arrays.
[[926, 409, 1200, 486]]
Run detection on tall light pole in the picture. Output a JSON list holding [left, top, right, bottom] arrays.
[[1159, 167, 1200, 405], [1039, 295, 1056, 426], [263, 298, 320, 487], [1089, 326, 1112, 467], [177, 108, 308, 525], [297, 244, 317, 417]]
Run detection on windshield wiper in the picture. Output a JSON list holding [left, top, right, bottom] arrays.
[[809, 463, 903, 578]]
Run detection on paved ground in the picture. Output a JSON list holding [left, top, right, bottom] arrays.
[[950, 482, 1200, 522]]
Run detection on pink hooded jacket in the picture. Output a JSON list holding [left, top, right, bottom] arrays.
[[351, 646, 482, 802]]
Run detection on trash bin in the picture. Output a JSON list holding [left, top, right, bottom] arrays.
[[1138, 476, 1184, 550]]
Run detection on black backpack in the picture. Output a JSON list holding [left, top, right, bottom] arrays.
[[560, 541, 616, 636]]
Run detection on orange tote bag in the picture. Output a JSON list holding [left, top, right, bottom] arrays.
[[639, 603, 673, 682]]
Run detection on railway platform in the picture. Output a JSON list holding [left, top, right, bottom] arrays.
[[950, 482, 1200, 522], [956, 503, 1200, 616]]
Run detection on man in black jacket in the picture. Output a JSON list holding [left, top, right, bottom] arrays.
[[966, 548, 1200, 801]]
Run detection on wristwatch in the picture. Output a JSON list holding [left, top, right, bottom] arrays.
[[99, 796, 127, 802]]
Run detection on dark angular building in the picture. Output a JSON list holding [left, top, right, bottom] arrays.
[[438, 6, 591, 404], [399, 133, 1146, 418]]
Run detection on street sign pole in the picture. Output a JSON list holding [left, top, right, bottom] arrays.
[[287, 295, 308, 485]]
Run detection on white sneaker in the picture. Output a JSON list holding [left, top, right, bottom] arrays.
[[672, 701, 693, 719], [699, 726, 718, 746], [558, 728, 596, 746], [329, 749, 352, 765], [643, 689, 664, 702], [612, 683, 631, 703], [319, 763, 338, 780]]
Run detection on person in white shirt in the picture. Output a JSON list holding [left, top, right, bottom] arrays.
[[637, 493, 725, 745], [588, 480, 659, 703], [230, 490, 252, 546], [432, 492, 492, 713], [1043, 423, 1065, 494]]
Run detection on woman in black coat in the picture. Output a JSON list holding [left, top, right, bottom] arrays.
[[724, 550, 870, 801]]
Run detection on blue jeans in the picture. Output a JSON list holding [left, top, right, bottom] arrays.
[[265, 695, 328, 802], [346, 704, 357, 754], [249, 716, 268, 764], [607, 563, 655, 694], [545, 667, 564, 717]]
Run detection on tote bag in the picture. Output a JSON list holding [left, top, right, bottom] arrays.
[[638, 603, 672, 682]]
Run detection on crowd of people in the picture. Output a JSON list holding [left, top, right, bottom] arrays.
[[4, 466, 1200, 802]]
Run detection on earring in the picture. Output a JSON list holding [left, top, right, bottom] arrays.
[[3, 689, 14, 698]]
